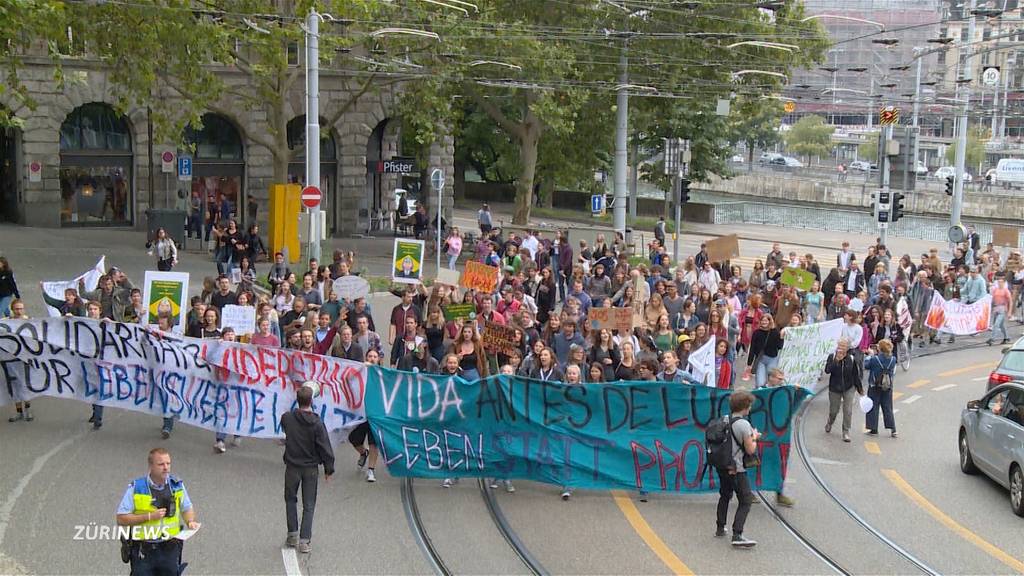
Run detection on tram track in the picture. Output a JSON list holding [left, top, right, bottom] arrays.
[[401, 477, 547, 576]]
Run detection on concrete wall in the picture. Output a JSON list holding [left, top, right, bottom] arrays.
[[3, 61, 454, 235], [697, 173, 1024, 223]]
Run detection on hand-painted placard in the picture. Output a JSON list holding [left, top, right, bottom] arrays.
[[780, 267, 816, 291], [482, 320, 517, 355], [588, 307, 633, 334], [461, 261, 500, 294], [442, 303, 476, 322]]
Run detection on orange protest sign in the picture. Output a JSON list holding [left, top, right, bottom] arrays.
[[588, 307, 634, 334], [461, 261, 500, 294]]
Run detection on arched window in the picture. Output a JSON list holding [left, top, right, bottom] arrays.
[[287, 115, 336, 160], [59, 103, 133, 226], [184, 114, 243, 161], [182, 113, 245, 225]]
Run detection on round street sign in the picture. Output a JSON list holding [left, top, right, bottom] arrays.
[[982, 66, 1000, 87], [301, 186, 321, 208], [161, 151, 174, 163]]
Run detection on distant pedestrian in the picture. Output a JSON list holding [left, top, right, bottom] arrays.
[[0, 257, 20, 317], [654, 216, 666, 246], [281, 383, 335, 554], [146, 227, 179, 271], [824, 338, 863, 443], [478, 203, 493, 234], [864, 340, 897, 438]]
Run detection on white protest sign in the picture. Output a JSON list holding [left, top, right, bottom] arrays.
[[332, 275, 371, 301], [777, 318, 844, 389], [220, 304, 256, 336], [42, 256, 106, 317], [435, 267, 461, 287], [688, 335, 716, 386], [0, 317, 367, 441]]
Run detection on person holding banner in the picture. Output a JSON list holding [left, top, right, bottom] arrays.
[[451, 324, 486, 381], [745, 314, 782, 389], [40, 283, 87, 317]]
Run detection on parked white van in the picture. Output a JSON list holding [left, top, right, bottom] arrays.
[[993, 158, 1024, 187]]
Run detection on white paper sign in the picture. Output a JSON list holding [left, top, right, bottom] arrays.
[[332, 275, 370, 301], [220, 304, 256, 335], [777, 319, 844, 389], [688, 335, 717, 386]]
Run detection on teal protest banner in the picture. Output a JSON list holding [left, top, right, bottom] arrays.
[[365, 368, 811, 493]]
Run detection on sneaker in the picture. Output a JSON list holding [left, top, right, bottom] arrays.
[[357, 450, 368, 469], [504, 480, 515, 493], [866, 429, 878, 435], [296, 541, 312, 554], [776, 494, 796, 507], [92, 421, 102, 430], [1002, 339, 1011, 345], [214, 441, 227, 453], [489, 479, 499, 489], [639, 491, 648, 503], [88, 414, 95, 424], [825, 422, 832, 434], [24, 411, 33, 422], [8, 412, 24, 423], [891, 430, 899, 438], [731, 535, 757, 548], [715, 527, 728, 538], [366, 469, 376, 483], [442, 478, 453, 488], [161, 429, 171, 440], [842, 433, 851, 443], [285, 534, 299, 547], [948, 336, 955, 344], [560, 490, 572, 501], [229, 436, 241, 448], [987, 339, 994, 346]]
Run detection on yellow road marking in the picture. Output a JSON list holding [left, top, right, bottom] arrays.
[[882, 469, 1024, 573], [611, 491, 694, 575], [908, 379, 931, 389], [893, 391, 905, 400], [864, 441, 881, 454], [937, 362, 998, 378]]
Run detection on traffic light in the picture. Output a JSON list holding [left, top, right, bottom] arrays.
[[891, 192, 906, 222], [679, 178, 692, 204], [875, 190, 891, 223], [945, 175, 954, 196]]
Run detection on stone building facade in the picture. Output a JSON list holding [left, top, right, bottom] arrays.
[[0, 57, 455, 236]]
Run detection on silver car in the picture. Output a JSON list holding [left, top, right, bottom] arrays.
[[959, 382, 1024, 516]]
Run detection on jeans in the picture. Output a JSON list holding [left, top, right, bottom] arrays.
[[866, 386, 895, 432], [215, 432, 240, 442], [161, 417, 174, 433], [188, 213, 202, 239], [828, 387, 857, 434], [755, 355, 779, 388], [0, 295, 12, 317], [716, 469, 753, 536], [216, 253, 234, 276], [991, 308, 1008, 342], [448, 254, 458, 270], [92, 404, 103, 424], [129, 539, 182, 576], [462, 367, 480, 382], [555, 269, 567, 302], [285, 465, 320, 541]]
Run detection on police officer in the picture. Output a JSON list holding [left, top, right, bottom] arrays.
[[116, 448, 200, 575]]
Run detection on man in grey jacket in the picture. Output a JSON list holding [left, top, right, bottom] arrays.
[[281, 384, 335, 554]]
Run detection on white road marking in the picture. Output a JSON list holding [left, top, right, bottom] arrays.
[[0, 435, 78, 549], [932, 384, 957, 391], [809, 457, 849, 466], [281, 547, 302, 576], [902, 395, 923, 404], [893, 409, 900, 413], [971, 377, 989, 382]]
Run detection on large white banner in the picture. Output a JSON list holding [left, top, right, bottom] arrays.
[[0, 318, 367, 438], [42, 256, 105, 317], [926, 292, 992, 336], [777, 319, 844, 389]]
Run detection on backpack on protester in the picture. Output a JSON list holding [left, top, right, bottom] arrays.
[[875, 357, 896, 391], [706, 415, 739, 472]]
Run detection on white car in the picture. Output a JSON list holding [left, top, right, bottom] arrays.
[[933, 167, 973, 182], [914, 160, 929, 176], [759, 152, 783, 165], [849, 160, 872, 173], [731, 154, 745, 163]]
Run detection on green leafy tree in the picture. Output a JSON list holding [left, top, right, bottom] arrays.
[[727, 96, 784, 172], [945, 124, 989, 172], [784, 115, 835, 164], [0, 0, 66, 125]]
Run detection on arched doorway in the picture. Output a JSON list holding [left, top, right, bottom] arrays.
[[0, 111, 19, 222], [183, 113, 245, 234], [59, 103, 133, 226], [287, 116, 337, 234]]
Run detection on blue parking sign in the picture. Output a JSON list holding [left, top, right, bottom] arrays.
[[177, 156, 193, 181], [591, 194, 605, 215]]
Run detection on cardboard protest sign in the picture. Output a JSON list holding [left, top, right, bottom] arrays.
[[392, 238, 425, 285], [442, 303, 476, 322], [333, 275, 370, 301], [993, 225, 1019, 248], [435, 268, 461, 287], [142, 271, 189, 335], [705, 234, 740, 263], [364, 367, 811, 493], [482, 320, 518, 355], [220, 304, 256, 336], [588, 307, 633, 334], [461, 260, 500, 294], [780, 267, 816, 291]]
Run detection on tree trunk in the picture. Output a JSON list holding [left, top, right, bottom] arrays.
[[513, 122, 540, 225], [454, 159, 466, 202], [270, 71, 290, 187], [746, 141, 755, 172]]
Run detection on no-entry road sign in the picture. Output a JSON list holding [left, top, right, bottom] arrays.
[[301, 186, 321, 208]]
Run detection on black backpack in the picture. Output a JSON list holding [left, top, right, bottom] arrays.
[[706, 415, 738, 471]]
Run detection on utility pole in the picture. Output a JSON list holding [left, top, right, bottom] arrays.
[[305, 10, 321, 263], [628, 137, 639, 219], [951, 0, 977, 241], [613, 44, 629, 237], [911, 55, 922, 171], [880, 123, 893, 247]]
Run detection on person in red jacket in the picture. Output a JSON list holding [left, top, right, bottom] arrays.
[[715, 339, 733, 389]]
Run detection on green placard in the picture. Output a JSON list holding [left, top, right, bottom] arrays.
[[442, 303, 477, 322], [780, 267, 815, 291]]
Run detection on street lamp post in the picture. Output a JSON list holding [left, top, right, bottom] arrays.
[[305, 10, 321, 264]]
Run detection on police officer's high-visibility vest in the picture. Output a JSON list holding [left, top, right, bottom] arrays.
[[131, 476, 185, 540]]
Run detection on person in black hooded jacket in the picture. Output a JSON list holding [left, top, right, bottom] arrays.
[[280, 384, 335, 554]]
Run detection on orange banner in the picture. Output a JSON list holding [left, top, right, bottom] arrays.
[[461, 261, 500, 294]]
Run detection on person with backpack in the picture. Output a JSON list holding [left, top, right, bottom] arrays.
[[864, 339, 898, 438], [707, 390, 760, 548]]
